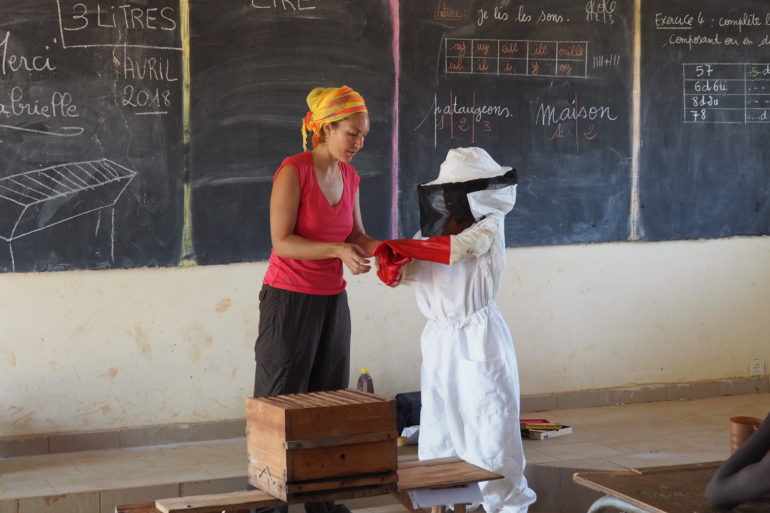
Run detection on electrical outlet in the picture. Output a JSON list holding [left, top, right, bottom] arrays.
[[750, 359, 765, 377]]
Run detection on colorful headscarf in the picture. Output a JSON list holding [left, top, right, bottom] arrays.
[[302, 85, 368, 151]]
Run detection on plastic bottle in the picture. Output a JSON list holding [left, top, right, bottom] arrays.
[[356, 368, 374, 393]]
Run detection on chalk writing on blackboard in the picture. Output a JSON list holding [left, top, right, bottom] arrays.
[[434, 1, 466, 22], [420, 86, 618, 152], [416, 90, 512, 148], [592, 54, 621, 70], [535, 96, 618, 127], [55, 0, 181, 50], [0, 32, 56, 74], [584, 0, 617, 25], [119, 46, 179, 116], [536, 93, 618, 152], [653, 8, 770, 49], [53, 1, 182, 117], [0, 159, 136, 271], [472, 1, 618, 28], [0, 30, 83, 136], [250, 0, 316, 11], [683, 63, 770, 123], [445, 38, 589, 78], [640, 0, 770, 243], [0, 86, 82, 136]]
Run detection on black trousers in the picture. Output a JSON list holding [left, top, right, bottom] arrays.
[[251, 284, 352, 513], [253, 284, 351, 395]]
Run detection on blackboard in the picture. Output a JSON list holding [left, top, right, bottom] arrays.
[[189, 0, 395, 265], [398, 0, 634, 245], [640, 0, 770, 241], [3, 0, 769, 275], [0, 0, 183, 273]]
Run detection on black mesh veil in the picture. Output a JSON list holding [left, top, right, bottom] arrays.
[[417, 170, 517, 237]]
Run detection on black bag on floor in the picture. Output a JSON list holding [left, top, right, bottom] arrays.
[[395, 391, 421, 433]]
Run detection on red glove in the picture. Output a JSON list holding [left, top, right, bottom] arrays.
[[375, 237, 451, 265], [374, 244, 411, 287], [373, 237, 452, 287]]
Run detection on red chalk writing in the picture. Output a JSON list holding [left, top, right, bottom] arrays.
[[445, 38, 589, 78]]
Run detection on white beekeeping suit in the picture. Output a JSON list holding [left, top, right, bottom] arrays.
[[404, 148, 537, 513]]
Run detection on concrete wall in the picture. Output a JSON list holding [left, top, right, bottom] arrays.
[[1, 236, 769, 438]]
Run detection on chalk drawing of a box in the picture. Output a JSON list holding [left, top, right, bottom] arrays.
[[0, 159, 137, 271]]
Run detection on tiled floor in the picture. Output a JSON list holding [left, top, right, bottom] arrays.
[[522, 392, 768, 512], [0, 392, 767, 513], [522, 392, 767, 471]]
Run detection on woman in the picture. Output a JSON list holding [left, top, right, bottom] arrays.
[[254, 84, 379, 398], [251, 86, 379, 513]]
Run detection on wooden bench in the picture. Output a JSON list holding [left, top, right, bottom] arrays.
[[573, 461, 770, 513], [115, 457, 501, 513]]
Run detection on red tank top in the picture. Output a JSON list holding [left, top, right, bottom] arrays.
[[263, 151, 360, 295]]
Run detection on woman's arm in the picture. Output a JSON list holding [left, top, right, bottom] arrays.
[[346, 189, 381, 256], [270, 165, 371, 274], [705, 412, 770, 508]]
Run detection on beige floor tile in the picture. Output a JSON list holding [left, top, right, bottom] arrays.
[[0, 453, 78, 477], [46, 462, 206, 494], [0, 499, 17, 513], [19, 492, 100, 513], [71, 456, 158, 478], [136, 441, 244, 471], [194, 458, 246, 478], [677, 450, 729, 464], [531, 442, 625, 462], [1, 468, 82, 485], [539, 458, 626, 471], [605, 451, 693, 470], [596, 437, 701, 454], [97, 467, 214, 488], [46, 473, 137, 495], [591, 427, 670, 441], [0, 477, 58, 501], [179, 476, 248, 496], [523, 448, 560, 465], [659, 429, 730, 450], [100, 484, 179, 513]]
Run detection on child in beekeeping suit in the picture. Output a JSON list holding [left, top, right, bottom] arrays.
[[375, 147, 536, 513]]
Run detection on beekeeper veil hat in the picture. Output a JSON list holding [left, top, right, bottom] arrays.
[[418, 147, 517, 237]]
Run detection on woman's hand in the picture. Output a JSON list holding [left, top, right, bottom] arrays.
[[336, 243, 371, 274], [361, 238, 383, 257]]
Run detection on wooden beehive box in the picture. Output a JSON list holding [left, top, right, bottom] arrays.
[[246, 389, 398, 501]]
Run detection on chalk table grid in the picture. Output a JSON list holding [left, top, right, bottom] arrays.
[[683, 63, 770, 123], [445, 38, 589, 78]]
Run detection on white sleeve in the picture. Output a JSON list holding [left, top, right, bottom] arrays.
[[397, 260, 415, 285], [448, 215, 497, 264]]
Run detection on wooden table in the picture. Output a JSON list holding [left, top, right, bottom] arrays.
[[115, 457, 501, 513], [573, 461, 770, 513]]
